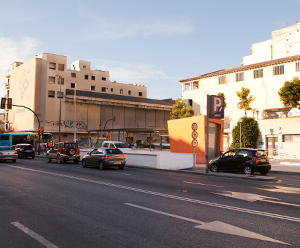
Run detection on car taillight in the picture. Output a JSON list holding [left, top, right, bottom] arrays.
[[33, 148, 35, 151], [253, 156, 258, 164], [63, 148, 66, 152], [121, 154, 125, 157], [19, 149, 24, 151], [105, 155, 112, 157], [0, 152, 3, 155], [14, 151, 18, 154]]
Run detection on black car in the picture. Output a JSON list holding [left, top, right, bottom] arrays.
[[82, 148, 126, 170], [209, 148, 271, 175], [15, 144, 35, 159]]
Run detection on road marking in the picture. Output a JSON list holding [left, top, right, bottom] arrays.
[[11, 222, 59, 248], [280, 162, 300, 166], [110, 171, 131, 176], [184, 181, 224, 187], [6, 165, 300, 223], [124, 203, 289, 245], [215, 191, 300, 208]]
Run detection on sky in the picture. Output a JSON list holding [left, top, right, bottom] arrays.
[[1, 0, 300, 100]]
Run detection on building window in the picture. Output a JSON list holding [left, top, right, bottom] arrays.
[[102, 77, 106, 81], [101, 87, 106, 92], [128, 90, 131, 95], [57, 91, 64, 98], [85, 75, 89, 80], [111, 88, 113, 92], [83, 65, 86, 69], [48, 90, 55, 98], [49, 62, 56, 70], [283, 134, 300, 142], [139, 92, 142, 96], [91, 86, 95, 91], [71, 83, 75, 88], [185, 83, 190, 90], [58, 77, 64, 85], [91, 75, 95, 80], [253, 69, 263, 79], [71, 73, 76, 78], [120, 89, 123, 94], [235, 72, 244, 82], [296, 62, 300, 72], [218, 75, 227, 84], [273, 65, 284, 75], [58, 64, 64, 71], [49, 76, 55, 84]]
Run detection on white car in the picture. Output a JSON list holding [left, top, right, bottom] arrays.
[[101, 141, 131, 152]]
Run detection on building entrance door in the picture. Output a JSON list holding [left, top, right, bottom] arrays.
[[208, 122, 218, 160], [267, 136, 278, 156]]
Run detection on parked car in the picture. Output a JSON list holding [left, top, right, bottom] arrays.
[[47, 142, 81, 164], [82, 148, 126, 170], [15, 144, 35, 159], [101, 141, 131, 152], [209, 148, 271, 175], [0, 146, 18, 162]]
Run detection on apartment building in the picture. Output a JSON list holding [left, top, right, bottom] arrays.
[[5, 53, 172, 145], [180, 22, 300, 158]]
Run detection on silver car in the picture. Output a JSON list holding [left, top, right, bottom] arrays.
[[82, 148, 126, 170], [0, 146, 18, 162]]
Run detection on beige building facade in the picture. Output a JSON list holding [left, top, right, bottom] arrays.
[[5, 53, 172, 145], [180, 22, 300, 158]]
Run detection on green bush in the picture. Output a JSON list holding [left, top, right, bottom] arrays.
[[230, 117, 259, 149]]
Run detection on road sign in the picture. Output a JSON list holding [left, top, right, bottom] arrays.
[[191, 122, 198, 130], [192, 139, 198, 147], [209, 95, 224, 119], [192, 131, 198, 139]]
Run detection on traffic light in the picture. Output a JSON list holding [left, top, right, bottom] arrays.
[[38, 126, 41, 135], [7, 98, 12, 109], [41, 126, 44, 135], [1, 98, 6, 109]]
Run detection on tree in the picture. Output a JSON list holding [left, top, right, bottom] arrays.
[[217, 92, 227, 109], [236, 87, 255, 116], [170, 99, 194, 119], [230, 117, 259, 149], [278, 77, 300, 109]]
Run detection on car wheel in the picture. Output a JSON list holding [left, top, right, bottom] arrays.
[[57, 156, 62, 164], [32, 156, 35, 159], [118, 165, 125, 170], [244, 165, 254, 175], [74, 159, 79, 164], [82, 159, 87, 168], [210, 164, 219, 172], [260, 169, 269, 175], [99, 161, 105, 170], [18, 155, 21, 159], [47, 155, 52, 163], [12, 159, 16, 163]]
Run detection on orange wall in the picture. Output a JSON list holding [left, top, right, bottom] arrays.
[[168, 116, 224, 163]]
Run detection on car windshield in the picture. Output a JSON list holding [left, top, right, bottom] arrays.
[[105, 149, 123, 154], [22, 145, 33, 150], [64, 143, 78, 149], [0, 146, 13, 150], [114, 143, 127, 148]]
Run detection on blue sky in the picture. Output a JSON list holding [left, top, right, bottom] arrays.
[[1, 0, 300, 100]]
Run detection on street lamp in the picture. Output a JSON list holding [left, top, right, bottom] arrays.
[[74, 81, 76, 143], [55, 74, 62, 142], [238, 118, 243, 148]]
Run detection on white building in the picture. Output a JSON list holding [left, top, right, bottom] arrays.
[[180, 22, 300, 158]]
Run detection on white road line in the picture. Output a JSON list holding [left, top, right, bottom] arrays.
[[6, 165, 300, 223], [11, 222, 59, 248], [111, 172, 131, 176], [184, 181, 224, 187], [124, 203, 205, 225]]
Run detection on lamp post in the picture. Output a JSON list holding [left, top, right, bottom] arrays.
[[55, 74, 62, 142], [238, 118, 243, 148], [74, 81, 76, 143]]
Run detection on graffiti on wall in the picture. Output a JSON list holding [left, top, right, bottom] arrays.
[[42, 120, 87, 130]]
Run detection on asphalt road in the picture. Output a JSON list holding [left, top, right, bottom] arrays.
[[1, 158, 300, 248]]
